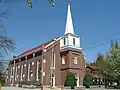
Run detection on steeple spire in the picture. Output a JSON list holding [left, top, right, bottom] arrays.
[[65, 0, 74, 34]]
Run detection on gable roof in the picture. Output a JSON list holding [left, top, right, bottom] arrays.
[[11, 36, 61, 61], [19, 40, 54, 56]]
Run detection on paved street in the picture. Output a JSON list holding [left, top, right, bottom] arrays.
[[1, 87, 119, 90]]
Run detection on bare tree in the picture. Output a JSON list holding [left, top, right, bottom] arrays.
[[0, 11, 14, 57], [0, 10, 14, 84]]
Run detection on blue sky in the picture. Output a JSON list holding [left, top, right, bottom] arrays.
[[0, 0, 120, 62]]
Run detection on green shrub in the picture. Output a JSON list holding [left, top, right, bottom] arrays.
[[83, 75, 93, 88], [0, 80, 2, 84], [64, 72, 77, 89]]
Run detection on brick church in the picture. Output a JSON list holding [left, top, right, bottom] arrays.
[[6, 1, 85, 88]]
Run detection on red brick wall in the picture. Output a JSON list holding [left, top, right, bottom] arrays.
[[7, 40, 85, 87]]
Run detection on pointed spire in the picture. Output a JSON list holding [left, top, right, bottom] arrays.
[[65, 0, 74, 35]]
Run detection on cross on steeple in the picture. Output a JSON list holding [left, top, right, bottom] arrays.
[[68, 0, 70, 4]]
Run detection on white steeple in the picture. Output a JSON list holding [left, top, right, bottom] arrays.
[[60, 0, 81, 52], [65, 0, 74, 35]]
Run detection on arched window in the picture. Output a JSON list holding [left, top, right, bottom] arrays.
[[74, 56, 77, 64]]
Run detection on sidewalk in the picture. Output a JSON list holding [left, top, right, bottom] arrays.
[[1, 86, 119, 90], [1, 87, 41, 90]]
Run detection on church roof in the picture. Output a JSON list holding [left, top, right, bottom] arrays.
[[19, 40, 54, 56], [12, 36, 61, 60], [10, 37, 61, 63]]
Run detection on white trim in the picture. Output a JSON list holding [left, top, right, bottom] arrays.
[[36, 60, 40, 81], [28, 62, 30, 81], [61, 45, 82, 50], [44, 37, 61, 49]]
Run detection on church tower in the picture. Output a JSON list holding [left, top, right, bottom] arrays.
[[60, 1, 81, 52], [60, 0, 85, 87]]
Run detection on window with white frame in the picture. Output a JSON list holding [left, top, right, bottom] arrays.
[[36, 60, 40, 81], [51, 52, 55, 68], [74, 56, 78, 64], [62, 57, 65, 64]]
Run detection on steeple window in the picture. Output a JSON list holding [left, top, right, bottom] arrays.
[[73, 38, 75, 45], [64, 38, 66, 45]]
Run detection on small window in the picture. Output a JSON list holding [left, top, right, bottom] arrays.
[[23, 74, 25, 77], [64, 38, 66, 45], [74, 56, 77, 64], [73, 38, 75, 45], [62, 57, 65, 64], [43, 72, 45, 76], [32, 62, 34, 65], [24, 64, 26, 67], [43, 59, 46, 63]]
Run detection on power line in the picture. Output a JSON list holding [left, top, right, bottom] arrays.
[[83, 35, 120, 51]]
